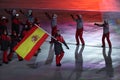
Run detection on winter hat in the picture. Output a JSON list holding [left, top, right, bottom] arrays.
[[16, 14, 19, 17], [1, 16, 6, 19]]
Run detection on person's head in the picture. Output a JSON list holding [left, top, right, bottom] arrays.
[[3, 30, 7, 35], [28, 9, 33, 16], [52, 13, 57, 19], [14, 14, 19, 19], [1, 16, 8, 22], [13, 31, 17, 36], [12, 9, 17, 16], [55, 30, 61, 37], [24, 24, 28, 29], [34, 17, 40, 23], [76, 14, 82, 19], [57, 30, 60, 34], [1, 16, 6, 20], [104, 19, 108, 24], [16, 13, 19, 16]]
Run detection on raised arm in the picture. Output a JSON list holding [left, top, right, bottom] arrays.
[[45, 12, 52, 20], [70, 14, 76, 21], [94, 23, 104, 27]]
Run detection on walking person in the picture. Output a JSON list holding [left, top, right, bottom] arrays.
[[70, 14, 85, 45], [45, 12, 58, 43], [94, 19, 112, 48], [0, 30, 11, 64], [54, 30, 69, 67], [0, 16, 8, 35]]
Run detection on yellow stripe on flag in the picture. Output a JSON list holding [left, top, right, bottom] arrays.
[[14, 26, 48, 59], [15, 27, 46, 58]]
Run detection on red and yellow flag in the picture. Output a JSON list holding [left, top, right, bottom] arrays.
[[14, 25, 48, 61]]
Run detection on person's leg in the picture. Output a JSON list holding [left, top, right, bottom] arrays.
[[8, 47, 14, 61], [56, 55, 60, 66], [8, 51, 13, 61], [17, 54, 23, 61], [79, 29, 85, 45], [106, 33, 112, 48], [59, 52, 64, 62], [102, 34, 106, 47], [0, 51, 3, 66], [56, 52, 64, 67], [76, 30, 79, 45], [3, 50, 8, 64]]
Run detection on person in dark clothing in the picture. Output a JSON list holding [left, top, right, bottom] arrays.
[[12, 14, 21, 36], [8, 31, 23, 61], [5, 9, 22, 36], [70, 14, 85, 45], [0, 16, 9, 65], [94, 19, 112, 48], [4, 9, 18, 35], [0, 16, 8, 36], [54, 30, 69, 67], [0, 16, 8, 46], [34, 17, 41, 26], [0, 30, 10, 64]]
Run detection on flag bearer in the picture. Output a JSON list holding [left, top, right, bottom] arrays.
[[54, 30, 69, 67]]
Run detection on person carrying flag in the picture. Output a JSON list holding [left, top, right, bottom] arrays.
[[54, 30, 69, 67]]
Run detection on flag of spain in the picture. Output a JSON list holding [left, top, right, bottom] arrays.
[[14, 25, 48, 61]]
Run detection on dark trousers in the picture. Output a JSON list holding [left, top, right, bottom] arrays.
[[102, 33, 112, 47]]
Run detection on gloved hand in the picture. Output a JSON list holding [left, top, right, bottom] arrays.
[[94, 23, 97, 25], [66, 46, 69, 49]]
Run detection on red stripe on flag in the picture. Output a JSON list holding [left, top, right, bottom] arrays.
[[14, 26, 38, 51], [24, 33, 48, 61]]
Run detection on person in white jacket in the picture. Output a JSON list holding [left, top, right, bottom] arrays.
[[45, 12, 58, 43], [94, 19, 112, 48], [71, 14, 85, 45]]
